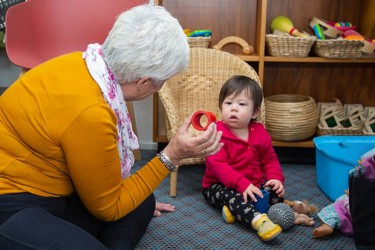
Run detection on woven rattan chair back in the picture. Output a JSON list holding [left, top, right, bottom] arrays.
[[158, 48, 264, 196]]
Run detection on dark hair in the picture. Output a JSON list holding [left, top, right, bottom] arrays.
[[219, 75, 263, 115]]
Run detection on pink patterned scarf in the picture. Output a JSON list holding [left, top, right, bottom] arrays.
[[83, 43, 139, 178]]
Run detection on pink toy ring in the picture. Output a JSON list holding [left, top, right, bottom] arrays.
[[192, 111, 217, 131]]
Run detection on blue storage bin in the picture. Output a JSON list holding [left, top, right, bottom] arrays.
[[313, 135, 375, 201]]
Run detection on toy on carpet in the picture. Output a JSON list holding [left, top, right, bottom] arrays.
[[284, 199, 316, 227], [284, 199, 318, 215], [312, 190, 350, 238], [294, 213, 314, 226], [267, 202, 315, 230], [267, 203, 295, 230]]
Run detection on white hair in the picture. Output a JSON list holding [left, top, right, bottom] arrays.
[[101, 4, 190, 85]]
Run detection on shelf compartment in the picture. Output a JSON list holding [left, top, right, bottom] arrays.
[[264, 56, 375, 63]]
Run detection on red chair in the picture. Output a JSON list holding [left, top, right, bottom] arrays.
[[5, 0, 148, 159], [5, 0, 148, 69]]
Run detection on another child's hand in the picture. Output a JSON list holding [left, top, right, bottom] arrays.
[[265, 179, 285, 198], [242, 184, 262, 203]]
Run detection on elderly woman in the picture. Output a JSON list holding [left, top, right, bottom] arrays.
[[0, 4, 222, 249]]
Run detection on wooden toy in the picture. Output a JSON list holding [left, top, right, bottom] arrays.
[[309, 17, 343, 38], [213, 36, 254, 55], [271, 16, 308, 38]]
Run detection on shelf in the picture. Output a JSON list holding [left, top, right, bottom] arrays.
[[235, 54, 260, 62], [153, 0, 375, 146], [272, 139, 315, 148], [264, 56, 375, 63], [156, 135, 315, 148]]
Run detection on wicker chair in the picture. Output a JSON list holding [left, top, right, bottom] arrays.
[[158, 48, 264, 197]]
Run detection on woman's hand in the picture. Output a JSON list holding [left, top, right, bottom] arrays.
[[265, 179, 285, 198], [242, 184, 263, 203], [154, 202, 176, 217], [162, 114, 223, 166]]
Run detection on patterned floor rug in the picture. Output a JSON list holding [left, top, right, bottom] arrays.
[[133, 150, 355, 250]]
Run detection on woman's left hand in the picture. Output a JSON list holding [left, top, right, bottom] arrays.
[[154, 202, 176, 217]]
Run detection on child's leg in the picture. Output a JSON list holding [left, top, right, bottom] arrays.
[[203, 183, 281, 241], [203, 183, 260, 226]]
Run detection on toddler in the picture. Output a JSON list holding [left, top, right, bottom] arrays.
[[202, 75, 285, 241]]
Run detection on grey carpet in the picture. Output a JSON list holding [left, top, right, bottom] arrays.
[[133, 150, 355, 250]]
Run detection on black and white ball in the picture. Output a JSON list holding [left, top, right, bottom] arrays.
[[267, 203, 295, 230]]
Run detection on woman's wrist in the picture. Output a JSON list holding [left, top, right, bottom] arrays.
[[161, 146, 180, 166], [157, 151, 178, 172]]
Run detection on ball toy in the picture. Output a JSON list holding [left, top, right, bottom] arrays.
[[267, 203, 295, 230]]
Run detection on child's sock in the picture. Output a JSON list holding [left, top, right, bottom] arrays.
[[222, 205, 235, 224], [251, 214, 282, 241]]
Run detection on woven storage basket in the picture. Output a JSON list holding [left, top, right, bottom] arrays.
[[265, 35, 316, 57], [315, 39, 364, 58], [363, 120, 375, 135], [265, 94, 319, 141], [317, 117, 363, 136], [187, 36, 211, 48]]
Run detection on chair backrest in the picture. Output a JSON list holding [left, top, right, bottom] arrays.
[[5, 0, 147, 161], [158, 48, 264, 165], [5, 0, 147, 69]]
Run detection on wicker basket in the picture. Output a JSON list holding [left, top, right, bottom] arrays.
[[361, 40, 375, 58], [265, 94, 319, 141], [187, 36, 211, 48], [363, 120, 375, 135], [318, 99, 344, 117], [317, 115, 363, 135], [314, 39, 364, 58], [265, 34, 316, 57]]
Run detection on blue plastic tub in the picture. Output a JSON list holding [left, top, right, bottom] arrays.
[[313, 135, 375, 201]]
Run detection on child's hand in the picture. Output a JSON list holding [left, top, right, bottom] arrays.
[[242, 184, 262, 203], [265, 179, 285, 198]]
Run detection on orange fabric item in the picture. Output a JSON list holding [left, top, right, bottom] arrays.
[[0, 52, 169, 221]]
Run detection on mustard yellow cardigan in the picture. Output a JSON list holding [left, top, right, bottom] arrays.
[[0, 52, 169, 221]]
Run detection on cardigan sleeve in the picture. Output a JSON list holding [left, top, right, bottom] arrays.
[[61, 105, 169, 221]]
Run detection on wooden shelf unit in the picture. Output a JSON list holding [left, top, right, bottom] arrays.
[[153, 0, 375, 147]]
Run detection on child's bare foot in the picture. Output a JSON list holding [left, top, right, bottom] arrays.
[[312, 223, 334, 238]]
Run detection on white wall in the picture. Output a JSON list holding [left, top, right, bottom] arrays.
[[0, 50, 156, 150], [133, 96, 157, 150]]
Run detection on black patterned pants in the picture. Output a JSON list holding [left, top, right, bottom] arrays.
[[202, 183, 283, 228]]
